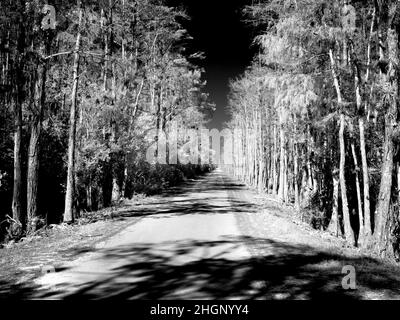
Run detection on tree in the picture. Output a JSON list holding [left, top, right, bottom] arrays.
[[223, 0, 400, 258], [0, 0, 213, 239], [11, 0, 25, 233], [372, 1, 400, 258], [64, 0, 83, 223]]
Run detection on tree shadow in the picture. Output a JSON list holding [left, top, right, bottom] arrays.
[[3, 173, 399, 300], [104, 173, 258, 220], [3, 236, 400, 300]]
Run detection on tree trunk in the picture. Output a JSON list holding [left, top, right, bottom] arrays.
[[361, 7, 375, 237], [373, 24, 399, 258], [306, 139, 314, 191], [328, 170, 340, 237], [283, 145, 289, 202], [339, 116, 353, 244], [329, 49, 354, 245], [27, 46, 47, 234], [12, 97, 23, 226], [11, 2, 25, 231], [349, 36, 373, 244], [121, 154, 129, 198], [64, 1, 82, 223], [278, 123, 285, 202], [111, 65, 121, 203], [272, 124, 278, 195], [294, 142, 300, 211], [360, 118, 372, 240], [351, 141, 364, 247]]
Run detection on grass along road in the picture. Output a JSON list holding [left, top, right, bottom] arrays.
[[1, 169, 400, 299]]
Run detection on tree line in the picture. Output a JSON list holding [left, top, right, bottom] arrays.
[[226, 0, 400, 260], [0, 0, 213, 241]]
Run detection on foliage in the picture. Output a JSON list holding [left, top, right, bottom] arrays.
[[0, 0, 214, 239]]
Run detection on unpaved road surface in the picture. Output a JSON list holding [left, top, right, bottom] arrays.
[[30, 170, 400, 299]]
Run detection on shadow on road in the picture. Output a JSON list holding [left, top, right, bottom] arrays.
[[2, 172, 400, 300], [3, 236, 400, 300], [101, 173, 257, 221]]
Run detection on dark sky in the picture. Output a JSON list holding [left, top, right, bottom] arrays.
[[168, 0, 255, 129]]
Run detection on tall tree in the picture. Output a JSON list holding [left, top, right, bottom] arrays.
[[372, 1, 400, 258], [26, 4, 50, 233], [11, 0, 25, 232], [64, 0, 83, 223]]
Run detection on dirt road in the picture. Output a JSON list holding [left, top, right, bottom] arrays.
[[32, 169, 400, 299]]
